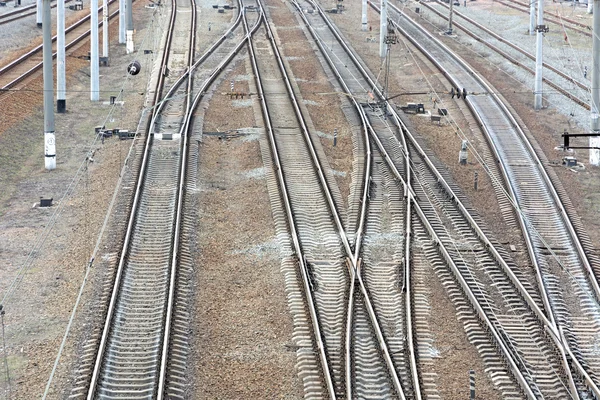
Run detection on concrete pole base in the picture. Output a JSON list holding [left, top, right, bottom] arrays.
[[362, 23, 367, 31], [57, 99, 66, 113], [126, 30, 134, 54], [44, 132, 56, 170], [45, 157, 56, 170]]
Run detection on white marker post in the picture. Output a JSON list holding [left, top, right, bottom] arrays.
[[119, 0, 125, 43], [529, 0, 535, 35], [379, 0, 387, 58], [362, 0, 367, 31], [590, 0, 600, 165], [103, 0, 109, 59], [533, 0, 544, 110], [36, 0, 42, 26], [126, 0, 134, 53], [43, 0, 56, 170], [91, 0, 100, 101]]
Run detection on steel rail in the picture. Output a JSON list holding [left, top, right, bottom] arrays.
[[244, 2, 337, 398], [282, 2, 408, 397], [382, 2, 582, 396], [148, 0, 244, 130], [0, 0, 118, 90], [0, 0, 74, 25], [263, 6, 372, 398], [295, 1, 419, 397], [382, 2, 600, 395], [85, 0, 179, 396], [155, 0, 197, 395], [414, 1, 589, 109], [390, 0, 600, 327], [493, 0, 592, 36], [311, 1, 572, 397]]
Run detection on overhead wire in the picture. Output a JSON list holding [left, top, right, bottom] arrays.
[[27, 3, 165, 397], [385, 5, 600, 313]]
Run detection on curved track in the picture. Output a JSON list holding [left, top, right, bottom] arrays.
[[371, 1, 600, 396], [298, 0, 600, 397]]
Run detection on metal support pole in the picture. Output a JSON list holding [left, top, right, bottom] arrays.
[[591, 0, 600, 165], [379, 0, 387, 58], [57, 0, 66, 113], [119, 0, 125, 43], [103, 0, 109, 58], [448, 0, 454, 34], [36, 0, 42, 26], [126, 0, 134, 53], [362, 0, 367, 31], [91, 0, 99, 101], [534, 0, 544, 110], [529, 0, 536, 35], [43, 0, 56, 170]]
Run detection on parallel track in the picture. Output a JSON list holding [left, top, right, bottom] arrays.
[[411, 0, 590, 109], [0, 0, 117, 91], [68, 0, 264, 397], [248, 0, 417, 397], [377, 2, 600, 396], [304, 0, 600, 397], [0, 0, 74, 26], [493, 0, 592, 37], [84, 0, 196, 397]]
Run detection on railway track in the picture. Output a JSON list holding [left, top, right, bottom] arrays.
[[410, 0, 590, 110], [66, 0, 266, 398], [368, 1, 600, 396], [0, 0, 74, 26], [493, 0, 592, 37], [294, 0, 600, 396], [247, 0, 424, 397], [83, 0, 197, 396], [0, 0, 116, 92]]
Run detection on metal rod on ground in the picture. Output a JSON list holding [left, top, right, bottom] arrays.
[[362, 0, 367, 31], [103, 0, 109, 58], [43, 0, 56, 170], [534, 0, 544, 110], [1, 307, 11, 398], [91, 0, 99, 101], [591, 0, 600, 165], [119, 0, 125, 43], [126, 0, 133, 53], [379, 0, 387, 58], [36, 0, 42, 26], [529, 0, 535, 35], [57, 0, 66, 113], [469, 370, 475, 399]]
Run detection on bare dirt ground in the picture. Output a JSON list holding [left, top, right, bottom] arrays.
[[191, 61, 302, 399]]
